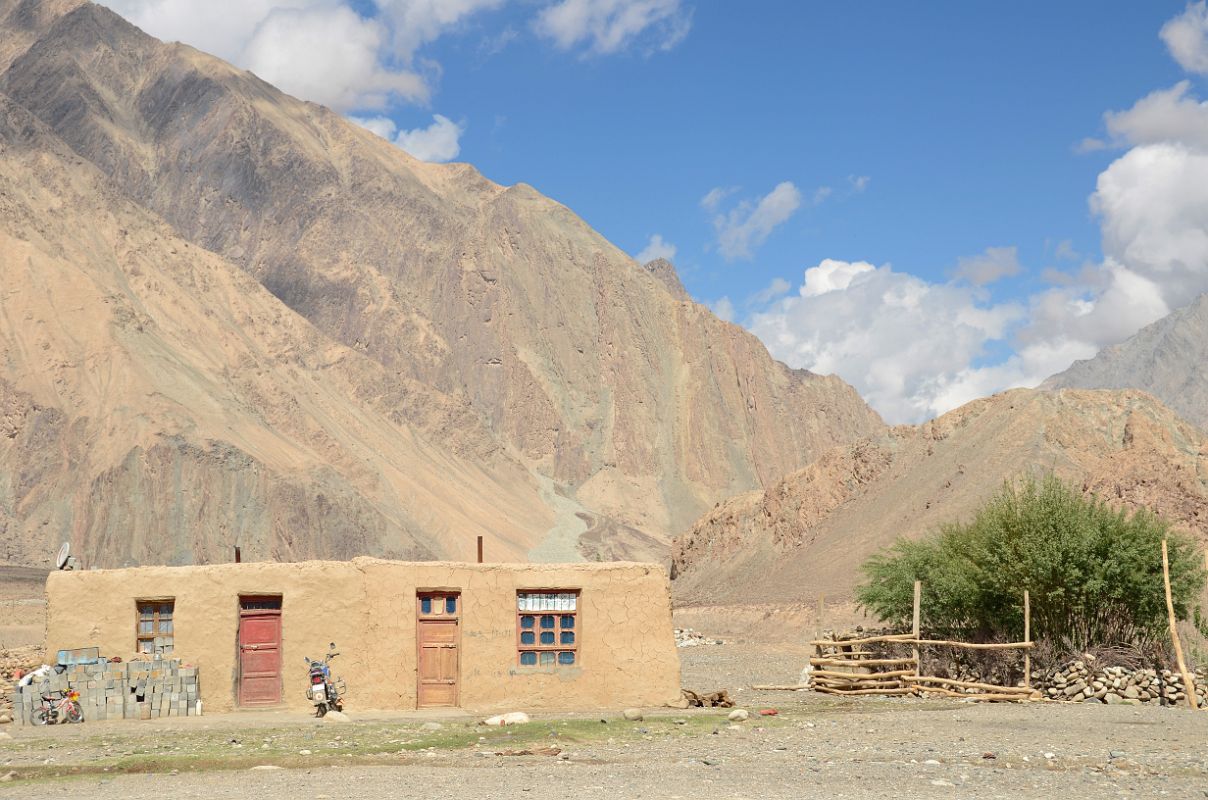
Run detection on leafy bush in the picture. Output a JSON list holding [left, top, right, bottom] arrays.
[[856, 474, 1205, 656]]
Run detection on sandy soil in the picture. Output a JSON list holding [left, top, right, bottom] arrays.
[[3, 639, 1207, 799], [0, 566, 46, 649]]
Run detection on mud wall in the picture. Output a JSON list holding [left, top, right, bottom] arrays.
[[44, 558, 681, 713]]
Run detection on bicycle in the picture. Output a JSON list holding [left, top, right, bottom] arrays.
[[32, 689, 84, 725]]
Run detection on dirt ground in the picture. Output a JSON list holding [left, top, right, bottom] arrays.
[[4, 620, 1208, 800], [0, 566, 47, 650]]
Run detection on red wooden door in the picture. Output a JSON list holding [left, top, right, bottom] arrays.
[[417, 593, 459, 707], [238, 597, 282, 706]]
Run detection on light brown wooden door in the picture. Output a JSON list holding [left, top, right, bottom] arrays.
[[417, 593, 459, 707]]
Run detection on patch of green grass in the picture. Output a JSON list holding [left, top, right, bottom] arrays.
[[1, 711, 774, 786]]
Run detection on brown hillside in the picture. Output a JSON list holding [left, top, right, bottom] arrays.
[[0, 90, 554, 566], [0, 0, 882, 567], [672, 389, 1208, 605]]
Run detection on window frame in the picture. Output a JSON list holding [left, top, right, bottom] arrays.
[[135, 598, 175, 654], [515, 590, 579, 668], [417, 591, 460, 618]]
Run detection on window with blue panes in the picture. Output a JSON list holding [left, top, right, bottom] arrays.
[[517, 591, 578, 667]]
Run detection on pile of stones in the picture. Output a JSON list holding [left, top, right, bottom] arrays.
[[1033, 657, 1208, 705], [0, 645, 42, 723], [8, 658, 201, 724], [674, 628, 724, 648]]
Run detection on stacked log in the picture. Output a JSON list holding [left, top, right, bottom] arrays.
[[809, 633, 918, 696]]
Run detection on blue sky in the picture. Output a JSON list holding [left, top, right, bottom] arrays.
[[431, 2, 1180, 295], [102, 1, 1208, 423]]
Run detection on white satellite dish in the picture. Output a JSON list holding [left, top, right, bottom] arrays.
[[55, 542, 71, 570]]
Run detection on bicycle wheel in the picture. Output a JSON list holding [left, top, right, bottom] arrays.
[[66, 703, 83, 723], [32, 707, 49, 725]]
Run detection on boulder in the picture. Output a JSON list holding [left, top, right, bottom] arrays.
[[1063, 680, 1087, 698], [622, 708, 644, 721], [727, 709, 750, 722], [483, 711, 530, 726]]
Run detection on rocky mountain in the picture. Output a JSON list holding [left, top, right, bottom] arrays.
[[0, 0, 883, 568], [1043, 293, 1208, 431], [672, 388, 1208, 605]]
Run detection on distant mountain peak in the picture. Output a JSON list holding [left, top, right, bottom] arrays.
[[1043, 293, 1208, 431]]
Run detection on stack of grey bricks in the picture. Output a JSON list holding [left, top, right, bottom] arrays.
[[8, 659, 200, 725]]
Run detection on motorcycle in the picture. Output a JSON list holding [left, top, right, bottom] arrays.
[[303, 642, 346, 717], [33, 689, 83, 725]]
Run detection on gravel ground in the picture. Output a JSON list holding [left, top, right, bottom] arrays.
[[3, 638, 1207, 799]]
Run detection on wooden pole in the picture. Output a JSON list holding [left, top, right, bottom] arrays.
[[1023, 589, 1031, 690], [814, 593, 825, 663], [1162, 539, 1199, 710], [807, 636, 1032, 650], [477, 535, 484, 564], [904, 675, 1034, 694], [912, 580, 922, 679]]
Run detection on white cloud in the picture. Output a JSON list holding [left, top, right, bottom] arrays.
[[848, 175, 870, 193], [375, 0, 506, 59], [747, 277, 791, 305], [749, 261, 1026, 423], [1090, 141, 1208, 308], [710, 181, 802, 261], [952, 246, 1024, 286], [534, 0, 692, 55], [635, 233, 677, 263], [812, 186, 833, 205], [99, 0, 306, 63], [391, 115, 465, 161], [1074, 136, 1109, 153], [99, 1, 435, 111], [1161, 0, 1208, 74], [350, 115, 399, 140], [801, 258, 874, 297], [700, 186, 736, 212], [242, 5, 426, 110], [350, 113, 465, 161], [1103, 81, 1208, 150], [710, 296, 735, 323]]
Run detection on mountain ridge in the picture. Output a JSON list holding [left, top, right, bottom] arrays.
[[0, 0, 883, 567], [671, 388, 1208, 605]]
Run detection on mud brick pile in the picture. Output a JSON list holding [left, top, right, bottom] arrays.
[[7, 659, 199, 725]]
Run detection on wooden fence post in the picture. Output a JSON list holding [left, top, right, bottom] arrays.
[[1162, 539, 1199, 710], [1023, 590, 1031, 690], [912, 580, 922, 679]]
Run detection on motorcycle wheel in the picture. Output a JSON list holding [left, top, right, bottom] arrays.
[[316, 703, 328, 718], [66, 703, 84, 723], [32, 707, 49, 726]]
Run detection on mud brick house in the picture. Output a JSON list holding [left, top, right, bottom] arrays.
[[43, 558, 681, 713]]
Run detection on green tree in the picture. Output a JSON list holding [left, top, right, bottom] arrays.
[[856, 474, 1205, 654]]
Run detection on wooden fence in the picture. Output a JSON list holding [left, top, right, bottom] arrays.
[[805, 581, 1039, 702]]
